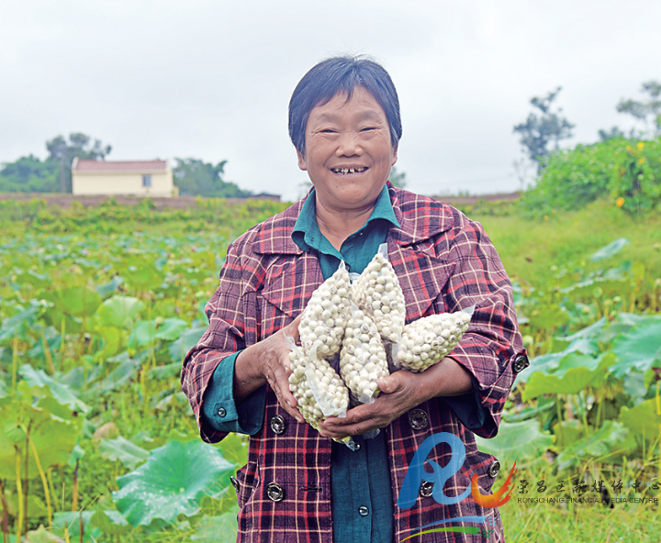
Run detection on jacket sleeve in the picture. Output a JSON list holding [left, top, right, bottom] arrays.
[[180, 238, 262, 443], [439, 217, 526, 439], [200, 352, 266, 436]]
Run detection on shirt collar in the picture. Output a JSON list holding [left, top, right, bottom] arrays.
[[292, 185, 400, 253]]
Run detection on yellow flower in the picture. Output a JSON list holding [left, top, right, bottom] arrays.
[[616, 197, 625, 207], [637, 141, 645, 150], [638, 157, 646, 165], [625, 145, 633, 153]]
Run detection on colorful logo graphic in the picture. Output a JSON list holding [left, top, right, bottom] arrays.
[[397, 432, 517, 541]]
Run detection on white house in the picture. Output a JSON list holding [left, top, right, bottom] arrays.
[[72, 159, 177, 198]]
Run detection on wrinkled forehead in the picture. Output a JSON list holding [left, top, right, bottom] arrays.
[[314, 85, 372, 109], [309, 86, 386, 120]]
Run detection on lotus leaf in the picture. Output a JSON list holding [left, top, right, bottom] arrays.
[[609, 318, 661, 377], [120, 260, 165, 291], [169, 324, 207, 364], [555, 421, 634, 469], [0, 304, 39, 345], [19, 365, 90, 414], [90, 509, 132, 535], [218, 433, 249, 467], [589, 238, 629, 261], [113, 440, 236, 527], [0, 400, 79, 480], [191, 508, 239, 543], [96, 275, 124, 299], [619, 399, 661, 442], [528, 304, 569, 331], [98, 436, 150, 470], [98, 358, 141, 392], [48, 286, 101, 317], [96, 295, 144, 328], [522, 352, 613, 400], [155, 317, 189, 340], [475, 419, 553, 467]]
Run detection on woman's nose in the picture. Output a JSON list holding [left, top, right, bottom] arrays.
[[335, 131, 363, 157]]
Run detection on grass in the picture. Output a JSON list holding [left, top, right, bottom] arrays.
[[472, 199, 661, 292]]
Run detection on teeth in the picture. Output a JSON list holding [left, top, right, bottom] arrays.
[[334, 167, 366, 174]]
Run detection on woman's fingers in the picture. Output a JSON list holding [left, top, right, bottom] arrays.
[[267, 361, 305, 423], [262, 321, 305, 423], [318, 371, 424, 438]]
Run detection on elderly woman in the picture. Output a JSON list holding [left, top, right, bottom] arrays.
[[181, 56, 527, 543]]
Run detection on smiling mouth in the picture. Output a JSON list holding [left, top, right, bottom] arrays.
[[331, 167, 368, 175]]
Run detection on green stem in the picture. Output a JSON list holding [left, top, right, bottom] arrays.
[[556, 395, 563, 425], [72, 460, 79, 512], [47, 469, 57, 515], [141, 369, 149, 418], [23, 431, 29, 537], [41, 330, 56, 375], [60, 316, 66, 372], [657, 381, 661, 483], [28, 435, 53, 528], [581, 391, 590, 438], [10, 336, 18, 399], [0, 479, 9, 543], [15, 452, 23, 543]]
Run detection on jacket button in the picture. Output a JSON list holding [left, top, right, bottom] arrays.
[[267, 482, 284, 502], [513, 354, 530, 374], [358, 505, 369, 516], [217, 407, 226, 417], [270, 415, 286, 434], [419, 481, 434, 498], [230, 476, 239, 492], [408, 409, 429, 430], [488, 461, 501, 478]]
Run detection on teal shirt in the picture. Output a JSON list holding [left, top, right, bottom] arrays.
[[201, 185, 484, 542]]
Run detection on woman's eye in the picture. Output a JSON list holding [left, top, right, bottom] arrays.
[[361, 127, 377, 132], [320, 129, 337, 134]]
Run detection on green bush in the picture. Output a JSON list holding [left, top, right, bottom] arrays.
[[611, 139, 661, 213], [521, 137, 661, 217]]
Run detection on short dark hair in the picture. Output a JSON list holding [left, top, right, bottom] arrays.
[[288, 55, 402, 156]]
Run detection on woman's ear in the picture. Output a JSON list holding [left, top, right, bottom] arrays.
[[297, 151, 308, 171], [391, 147, 398, 167]]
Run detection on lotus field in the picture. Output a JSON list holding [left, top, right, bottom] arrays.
[[0, 197, 660, 542]]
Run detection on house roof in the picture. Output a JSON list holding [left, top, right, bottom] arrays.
[[73, 159, 168, 173]]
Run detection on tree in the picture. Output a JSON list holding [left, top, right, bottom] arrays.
[[513, 87, 575, 173], [46, 133, 112, 192], [0, 155, 59, 193], [616, 80, 661, 138], [598, 126, 629, 142], [172, 158, 253, 198]]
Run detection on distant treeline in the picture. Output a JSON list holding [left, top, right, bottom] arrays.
[[0, 133, 253, 198]]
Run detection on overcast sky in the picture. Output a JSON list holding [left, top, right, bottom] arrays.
[[1, 0, 660, 201]]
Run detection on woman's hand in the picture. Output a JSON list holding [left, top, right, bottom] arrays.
[[233, 315, 305, 424], [317, 356, 472, 440]]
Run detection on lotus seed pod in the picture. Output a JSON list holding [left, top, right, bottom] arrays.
[[352, 251, 405, 344], [300, 264, 352, 360], [394, 308, 473, 372], [339, 305, 389, 404], [288, 345, 349, 432]]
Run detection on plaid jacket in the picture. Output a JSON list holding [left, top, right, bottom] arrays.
[[181, 184, 525, 543]]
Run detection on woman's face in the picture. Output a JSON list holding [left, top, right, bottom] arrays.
[[297, 86, 398, 213]]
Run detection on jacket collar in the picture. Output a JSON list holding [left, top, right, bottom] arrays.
[[252, 182, 455, 255]]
